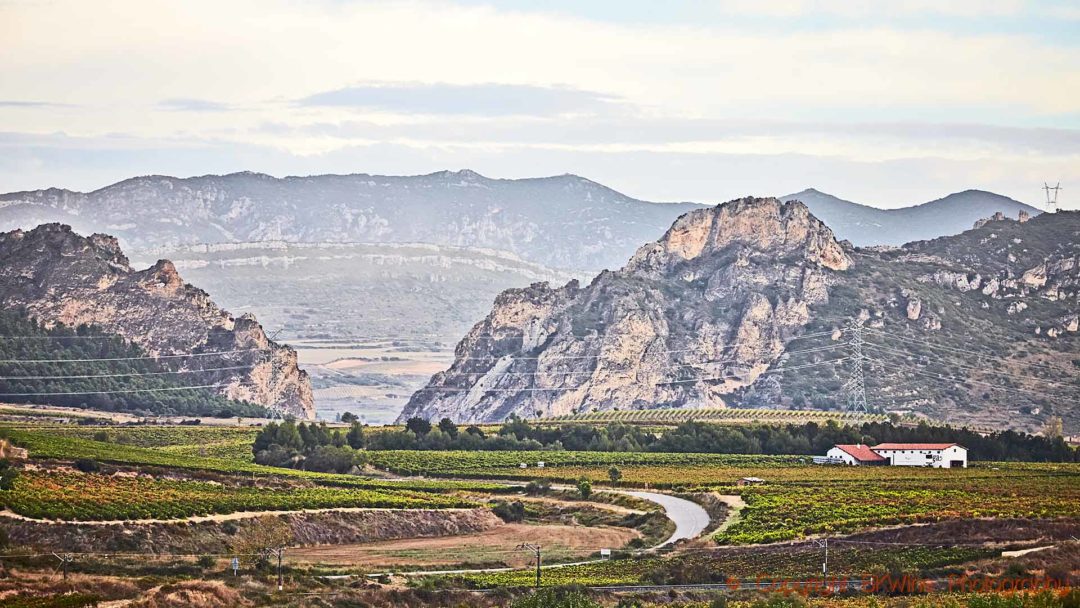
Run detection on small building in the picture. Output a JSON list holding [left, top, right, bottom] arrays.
[[871, 443, 967, 468], [736, 476, 766, 486], [826, 444, 888, 466]]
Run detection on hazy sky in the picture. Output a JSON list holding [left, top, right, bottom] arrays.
[[2, 0, 1078, 209]]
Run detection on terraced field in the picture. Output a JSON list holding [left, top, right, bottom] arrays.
[[543, 407, 889, 427]]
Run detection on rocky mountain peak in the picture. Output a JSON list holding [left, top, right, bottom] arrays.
[[627, 197, 850, 274], [0, 224, 314, 418], [400, 196, 853, 423]]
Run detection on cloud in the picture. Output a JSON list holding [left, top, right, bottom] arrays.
[[296, 82, 622, 116], [0, 100, 71, 108], [157, 98, 232, 112]]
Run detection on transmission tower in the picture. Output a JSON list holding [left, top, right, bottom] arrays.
[[1043, 182, 1062, 212], [842, 322, 868, 412]]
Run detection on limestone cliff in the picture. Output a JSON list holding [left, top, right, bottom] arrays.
[[0, 224, 314, 418], [400, 198, 852, 423]]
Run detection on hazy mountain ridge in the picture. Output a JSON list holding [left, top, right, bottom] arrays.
[[0, 224, 316, 418], [1, 171, 1042, 273], [783, 188, 1041, 247], [0, 170, 701, 271], [403, 201, 1079, 432]]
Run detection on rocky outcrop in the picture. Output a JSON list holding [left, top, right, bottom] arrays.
[[400, 198, 852, 423], [0, 224, 314, 418]]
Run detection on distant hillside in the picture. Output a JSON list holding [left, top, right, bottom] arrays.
[[0, 172, 1043, 273], [0, 171, 701, 271], [131, 241, 586, 341], [783, 188, 1041, 246]]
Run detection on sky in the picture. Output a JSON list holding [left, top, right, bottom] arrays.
[[1, 0, 1078, 209]]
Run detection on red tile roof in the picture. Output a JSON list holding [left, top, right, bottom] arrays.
[[834, 444, 886, 462], [871, 443, 962, 451]]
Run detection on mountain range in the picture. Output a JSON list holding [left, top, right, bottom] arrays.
[[0, 171, 1042, 272]]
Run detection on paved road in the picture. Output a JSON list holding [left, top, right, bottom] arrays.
[[617, 490, 710, 548], [364, 487, 712, 578]]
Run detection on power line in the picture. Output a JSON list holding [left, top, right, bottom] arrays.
[[863, 327, 1078, 375], [0, 364, 259, 381], [0, 348, 265, 364], [656, 357, 849, 386], [0, 381, 255, 398], [863, 342, 1079, 389]]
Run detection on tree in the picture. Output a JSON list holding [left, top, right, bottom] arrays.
[[231, 516, 293, 566], [405, 417, 432, 436], [1044, 416, 1064, 439], [577, 477, 592, 499], [340, 411, 359, 424], [231, 516, 293, 589], [438, 417, 459, 439], [608, 466, 622, 487], [346, 421, 366, 449]]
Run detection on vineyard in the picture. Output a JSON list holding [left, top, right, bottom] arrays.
[[719, 469, 1080, 544], [454, 543, 996, 588], [0, 427, 508, 494], [543, 407, 889, 427], [0, 469, 474, 521], [366, 450, 809, 479]]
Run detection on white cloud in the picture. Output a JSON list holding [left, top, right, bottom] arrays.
[[0, 0, 1077, 207]]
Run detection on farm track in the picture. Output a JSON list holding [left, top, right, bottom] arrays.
[[0, 506, 478, 526]]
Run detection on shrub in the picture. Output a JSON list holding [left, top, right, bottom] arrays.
[[492, 501, 525, 523], [74, 458, 100, 473]]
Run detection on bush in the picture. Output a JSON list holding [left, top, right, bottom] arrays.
[[492, 501, 526, 523], [525, 479, 551, 496], [74, 458, 100, 473]]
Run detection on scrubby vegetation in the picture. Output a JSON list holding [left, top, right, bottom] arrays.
[[0, 310, 266, 417]]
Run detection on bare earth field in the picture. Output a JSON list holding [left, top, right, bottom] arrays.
[[286, 522, 640, 568]]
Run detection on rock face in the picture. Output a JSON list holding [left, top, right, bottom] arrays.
[[404, 201, 1080, 433], [400, 198, 851, 423], [0, 224, 314, 418]]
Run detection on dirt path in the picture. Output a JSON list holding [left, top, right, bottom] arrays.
[[0, 507, 476, 526], [289, 522, 639, 568], [712, 494, 746, 535], [1001, 545, 1054, 558]]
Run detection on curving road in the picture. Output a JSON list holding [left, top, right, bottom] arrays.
[[617, 490, 710, 548]]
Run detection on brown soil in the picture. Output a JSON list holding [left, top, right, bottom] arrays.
[[287, 523, 640, 568], [5, 507, 502, 554]]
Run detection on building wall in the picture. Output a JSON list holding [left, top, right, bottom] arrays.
[[875, 446, 967, 468], [826, 447, 860, 465]]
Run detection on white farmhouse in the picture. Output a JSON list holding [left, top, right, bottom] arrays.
[[825, 444, 887, 466], [871, 443, 968, 468]]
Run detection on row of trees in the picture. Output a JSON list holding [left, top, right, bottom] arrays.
[[253, 415, 1078, 464], [384, 415, 1079, 462]]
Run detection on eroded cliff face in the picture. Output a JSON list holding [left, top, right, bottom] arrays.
[[400, 198, 852, 423], [0, 224, 314, 418]]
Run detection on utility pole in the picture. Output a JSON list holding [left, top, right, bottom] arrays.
[[842, 322, 867, 412], [517, 543, 542, 588], [53, 553, 73, 581], [266, 547, 285, 591], [812, 538, 829, 591]]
